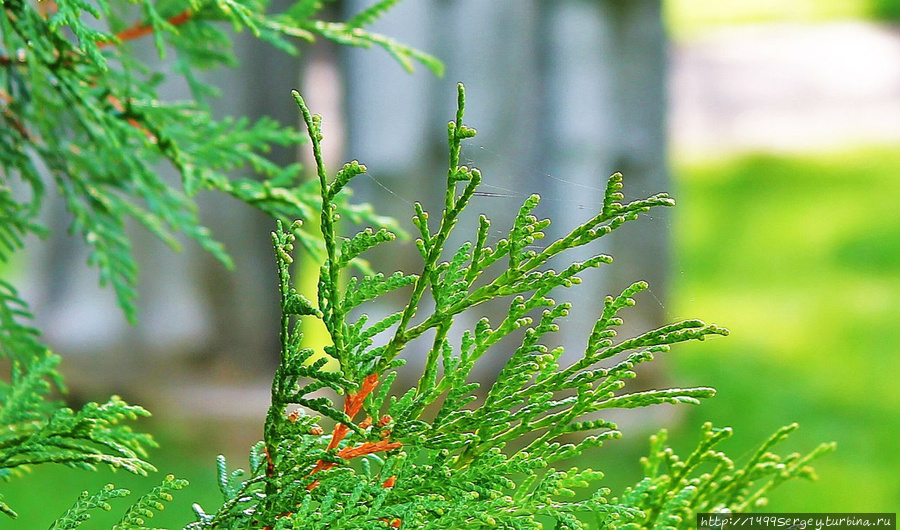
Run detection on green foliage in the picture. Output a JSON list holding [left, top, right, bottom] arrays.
[[0, 0, 438, 327], [615, 423, 835, 528], [1, 1, 834, 524], [0, 0, 440, 523], [185, 84, 831, 529], [48, 474, 188, 530], [0, 350, 157, 518], [0, 279, 48, 364]]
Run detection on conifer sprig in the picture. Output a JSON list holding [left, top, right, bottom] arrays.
[[0, 388, 157, 477], [181, 84, 830, 529], [616, 423, 836, 528], [48, 484, 131, 530], [0, 0, 437, 325], [0, 280, 51, 365], [1, 1, 440, 522], [47, 475, 187, 530]]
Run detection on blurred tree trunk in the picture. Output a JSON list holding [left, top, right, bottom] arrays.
[[600, 0, 670, 338], [341, 0, 670, 377]]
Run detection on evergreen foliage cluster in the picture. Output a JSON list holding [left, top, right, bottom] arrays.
[[178, 86, 833, 528], [0, 0, 439, 328], [0, 0, 436, 523], [0, 1, 833, 527]]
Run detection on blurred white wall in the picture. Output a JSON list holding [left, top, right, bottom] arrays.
[[671, 21, 900, 156]]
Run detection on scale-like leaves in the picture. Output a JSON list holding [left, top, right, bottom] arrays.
[[112, 474, 188, 529], [1, 0, 440, 326], [1, 395, 157, 475], [48, 484, 131, 530], [1, 40, 826, 522], [342, 271, 418, 312], [205, 84, 831, 529], [0, 281, 52, 365], [615, 423, 836, 528], [46, 475, 187, 530], [0, 0, 452, 526]]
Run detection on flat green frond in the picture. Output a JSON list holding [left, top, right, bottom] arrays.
[[616, 424, 834, 527], [351, 311, 404, 351], [0, 186, 46, 263], [139, 0, 179, 58], [46, 475, 187, 530], [346, 0, 404, 28], [112, 474, 188, 529], [2, 0, 432, 323], [431, 242, 473, 312], [0, 394, 156, 478], [598, 387, 717, 409], [212, 0, 261, 35], [307, 20, 444, 76], [338, 227, 396, 270], [48, 483, 131, 530], [215, 454, 242, 501], [329, 160, 368, 200], [2, 0, 452, 526], [0, 376, 157, 518], [0, 353, 61, 435], [0, 281, 53, 365], [189, 83, 829, 529], [50, 0, 114, 67], [342, 271, 418, 312]]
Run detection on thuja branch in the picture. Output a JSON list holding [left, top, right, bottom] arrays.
[[0, 7, 195, 65], [293, 90, 349, 370], [0, 0, 439, 328], [3, 1, 454, 526], [0, 6, 191, 66], [284, 91, 401, 474], [380, 84, 482, 372], [216, 83, 832, 530], [102, 8, 194, 47]]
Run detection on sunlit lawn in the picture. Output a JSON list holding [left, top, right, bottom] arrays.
[[662, 0, 900, 511], [665, 146, 900, 511], [665, 0, 900, 37]]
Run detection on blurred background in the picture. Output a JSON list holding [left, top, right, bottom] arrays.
[[5, 0, 900, 525]]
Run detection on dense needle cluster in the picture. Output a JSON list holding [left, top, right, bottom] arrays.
[[0, 1, 832, 527], [184, 85, 833, 529], [0, 0, 437, 524]]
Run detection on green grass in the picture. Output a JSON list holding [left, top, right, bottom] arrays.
[[665, 0, 900, 38], [665, 147, 900, 511]]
